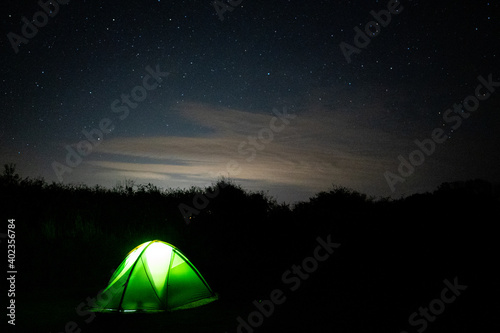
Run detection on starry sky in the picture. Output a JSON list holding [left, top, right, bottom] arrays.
[[1, 0, 499, 203]]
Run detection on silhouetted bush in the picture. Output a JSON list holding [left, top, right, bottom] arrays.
[[1, 164, 498, 295]]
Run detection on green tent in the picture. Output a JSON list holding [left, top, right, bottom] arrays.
[[91, 240, 217, 312]]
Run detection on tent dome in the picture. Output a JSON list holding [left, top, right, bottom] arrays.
[[91, 240, 217, 312]]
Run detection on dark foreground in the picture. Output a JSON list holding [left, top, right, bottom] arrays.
[[2, 174, 499, 332]]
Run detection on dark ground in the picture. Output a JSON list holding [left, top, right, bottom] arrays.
[[2, 171, 499, 332]]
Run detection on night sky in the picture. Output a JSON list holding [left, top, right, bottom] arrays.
[[1, 0, 499, 203]]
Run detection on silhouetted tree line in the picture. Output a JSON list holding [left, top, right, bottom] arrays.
[[0, 164, 498, 297]]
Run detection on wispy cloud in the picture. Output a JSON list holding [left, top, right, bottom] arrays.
[[85, 101, 399, 200]]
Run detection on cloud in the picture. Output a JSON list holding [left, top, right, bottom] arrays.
[[86, 101, 399, 200], [115, 171, 170, 180]]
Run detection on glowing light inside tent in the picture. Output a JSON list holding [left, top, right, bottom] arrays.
[[143, 242, 172, 297], [91, 240, 217, 312]]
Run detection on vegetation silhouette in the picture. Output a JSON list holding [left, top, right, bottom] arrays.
[[1, 163, 497, 332]]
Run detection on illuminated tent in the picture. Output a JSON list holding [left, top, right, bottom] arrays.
[[91, 240, 217, 312]]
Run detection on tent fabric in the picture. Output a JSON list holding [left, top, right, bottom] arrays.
[[91, 240, 216, 312]]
